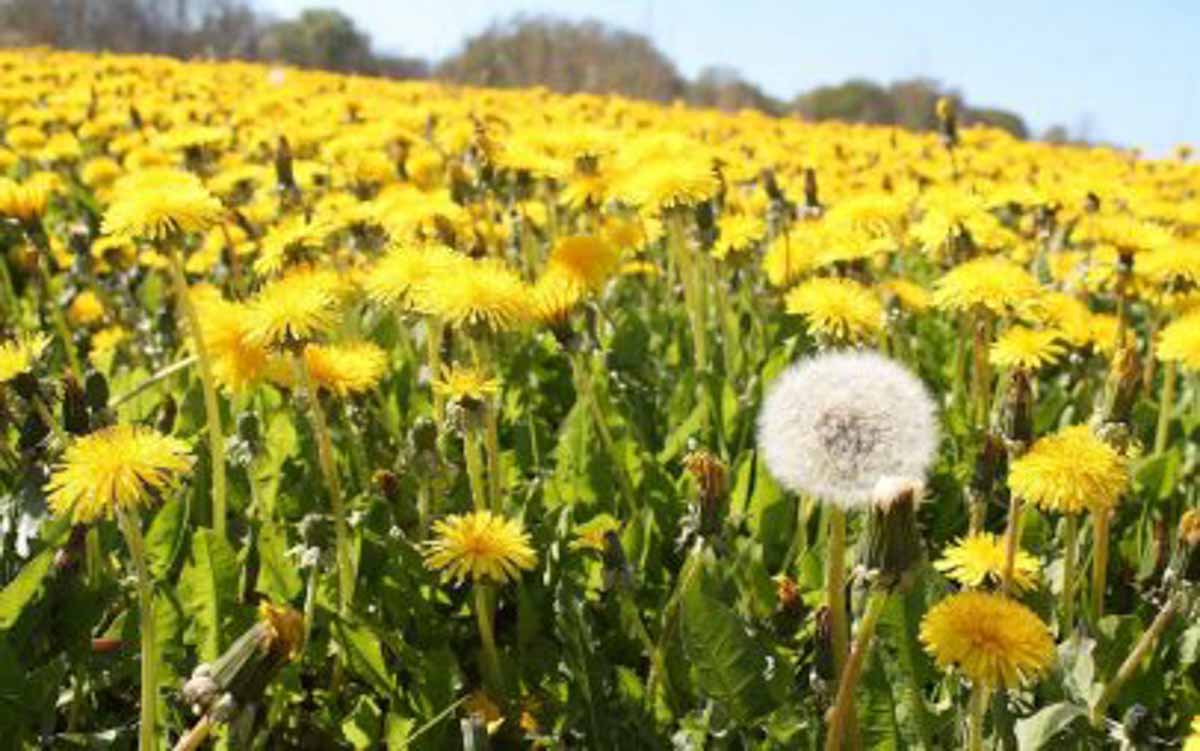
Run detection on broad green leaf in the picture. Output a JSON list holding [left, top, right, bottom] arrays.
[[178, 529, 239, 662], [1014, 702, 1086, 750], [680, 561, 777, 722], [343, 695, 383, 749], [332, 617, 395, 697], [386, 713, 416, 749], [257, 518, 302, 602], [0, 548, 54, 629]]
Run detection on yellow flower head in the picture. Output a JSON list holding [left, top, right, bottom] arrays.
[[257, 602, 305, 661], [989, 326, 1066, 371], [0, 333, 50, 383], [785, 276, 884, 344], [570, 514, 620, 553], [88, 326, 128, 370], [301, 341, 387, 397], [102, 168, 224, 242], [933, 256, 1041, 316], [46, 425, 192, 524], [878, 278, 932, 314], [411, 258, 532, 332], [362, 243, 461, 309], [423, 510, 537, 584], [619, 155, 719, 212], [1008, 424, 1127, 514], [934, 533, 1040, 592], [0, 178, 51, 223], [531, 269, 584, 329], [1186, 717, 1200, 751], [245, 267, 345, 347], [254, 215, 334, 277], [713, 213, 766, 260], [433, 366, 499, 405], [67, 290, 106, 327], [545, 235, 620, 293], [919, 590, 1055, 690], [190, 290, 277, 393], [1158, 313, 1200, 371]]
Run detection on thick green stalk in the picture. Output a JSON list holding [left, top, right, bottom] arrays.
[[827, 508, 850, 687], [1091, 509, 1110, 621], [1088, 594, 1180, 727], [463, 422, 488, 512], [571, 351, 635, 515], [825, 588, 889, 751], [119, 510, 157, 751], [166, 250, 227, 541], [1154, 361, 1176, 455], [427, 318, 446, 424], [1062, 515, 1079, 634], [967, 684, 990, 751], [474, 584, 504, 695], [667, 212, 707, 373], [293, 354, 354, 614], [1001, 494, 1023, 594]]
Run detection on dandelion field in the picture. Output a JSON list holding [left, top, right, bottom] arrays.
[[2, 47, 1200, 749]]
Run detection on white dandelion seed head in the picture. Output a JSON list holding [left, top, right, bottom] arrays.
[[757, 350, 938, 509]]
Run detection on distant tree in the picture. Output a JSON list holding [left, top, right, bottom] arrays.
[[792, 79, 899, 125], [964, 108, 1029, 139], [259, 9, 373, 72], [438, 16, 686, 101], [688, 66, 783, 114], [1043, 125, 1071, 144]]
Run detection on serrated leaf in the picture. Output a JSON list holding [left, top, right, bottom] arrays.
[[144, 496, 187, 580], [178, 529, 239, 662], [1014, 702, 1085, 750], [0, 548, 54, 629], [680, 562, 776, 722]]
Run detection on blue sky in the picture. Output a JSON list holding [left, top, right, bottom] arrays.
[[258, 1, 1200, 155]]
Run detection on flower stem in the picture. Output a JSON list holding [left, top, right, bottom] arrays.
[[1091, 509, 1110, 621], [427, 317, 445, 424], [31, 394, 68, 446], [1154, 361, 1176, 455], [827, 507, 850, 686], [1088, 593, 1180, 727], [109, 355, 198, 409], [1001, 494, 1023, 594], [118, 510, 157, 751], [35, 256, 82, 379], [166, 250, 227, 541], [293, 353, 354, 615], [474, 583, 504, 695], [571, 351, 635, 516], [463, 422, 488, 512], [825, 588, 889, 751], [1062, 515, 1079, 635], [967, 684, 990, 751], [172, 714, 214, 751]]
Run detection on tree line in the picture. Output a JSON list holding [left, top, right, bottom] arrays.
[[0, 2, 1069, 141]]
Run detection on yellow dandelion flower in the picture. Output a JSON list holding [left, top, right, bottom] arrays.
[[1008, 425, 1127, 514], [0, 178, 51, 223], [619, 259, 659, 277], [45, 425, 192, 524], [570, 514, 620, 553], [433, 366, 499, 404], [1158, 313, 1200, 371], [531, 270, 584, 329], [254, 215, 334, 277], [423, 510, 537, 584], [411, 258, 532, 332], [101, 168, 224, 242], [713, 214, 766, 260], [88, 326, 127, 370], [80, 157, 124, 189], [245, 267, 345, 348], [619, 156, 719, 212], [934, 533, 1040, 592], [785, 276, 884, 344], [545, 235, 620, 293], [933, 256, 1041, 316], [362, 243, 462, 309], [67, 290, 106, 327], [1021, 292, 1092, 347], [6, 125, 46, 153], [1186, 717, 1200, 751], [878, 278, 932, 313], [257, 601, 305, 661], [0, 333, 50, 383], [301, 341, 387, 397], [191, 291, 276, 393], [919, 590, 1055, 691], [989, 326, 1066, 371]]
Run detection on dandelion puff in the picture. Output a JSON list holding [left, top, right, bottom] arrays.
[[757, 350, 938, 508]]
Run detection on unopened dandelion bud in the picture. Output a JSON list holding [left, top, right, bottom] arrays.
[[936, 97, 958, 147], [62, 374, 88, 436], [1003, 370, 1034, 448], [154, 395, 177, 435], [601, 529, 634, 592], [812, 606, 836, 683], [372, 469, 400, 502], [803, 167, 820, 211], [83, 370, 109, 414], [861, 477, 924, 590], [274, 136, 297, 196], [683, 449, 727, 534]]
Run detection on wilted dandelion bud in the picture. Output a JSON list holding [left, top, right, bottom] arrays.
[[62, 374, 89, 436], [757, 351, 938, 509], [683, 449, 727, 533], [1098, 342, 1140, 427], [860, 476, 925, 590], [803, 167, 821, 213], [83, 370, 109, 414], [372, 469, 400, 502], [1178, 509, 1200, 582], [182, 602, 304, 722]]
